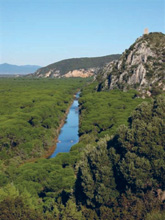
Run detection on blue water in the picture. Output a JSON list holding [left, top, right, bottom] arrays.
[[50, 92, 79, 158]]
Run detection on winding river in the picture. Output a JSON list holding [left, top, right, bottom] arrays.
[[49, 92, 80, 158]]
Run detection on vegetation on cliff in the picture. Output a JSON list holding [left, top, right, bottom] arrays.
[[96, 32, 165, 95]]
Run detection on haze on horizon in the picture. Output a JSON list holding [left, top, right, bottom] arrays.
[[0, 0, 164, 66]]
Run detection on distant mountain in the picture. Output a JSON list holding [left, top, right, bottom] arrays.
[[0, 63, 41, 75], [33, 54, 121, 78], [97, 32, 165, 96]]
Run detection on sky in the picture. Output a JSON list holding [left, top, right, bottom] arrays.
[[0, 0, 164, 66]]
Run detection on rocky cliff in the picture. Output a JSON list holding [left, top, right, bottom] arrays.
[[97, 32, 165, 95], [33, 55, 120, 78]]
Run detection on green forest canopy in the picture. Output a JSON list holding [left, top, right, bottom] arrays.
[[0, 78, 87, 165], [0, 78, 164, 220]]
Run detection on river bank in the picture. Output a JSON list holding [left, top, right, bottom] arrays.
[[18, 90, 80, 166], [43, 99, 75, 159], [44, 91, 80, 159], [49, 91, 80, 158]]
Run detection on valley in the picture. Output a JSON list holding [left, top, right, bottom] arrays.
[[0, 32, 164, 220]]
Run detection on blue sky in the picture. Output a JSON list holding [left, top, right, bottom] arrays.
[[0, 0, 164, 66]]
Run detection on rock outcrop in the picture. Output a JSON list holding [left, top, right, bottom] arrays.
[[35, 67, 97, 78], [97, 32, 165, 95], [64, 68, 97, 78]]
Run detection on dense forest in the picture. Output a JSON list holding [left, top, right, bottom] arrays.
[[0, 77, 164, 219], [76, 88, 165, 220], [0, 78, 87, 165]]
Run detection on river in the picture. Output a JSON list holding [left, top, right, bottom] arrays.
[[49, 92, 80, 158]]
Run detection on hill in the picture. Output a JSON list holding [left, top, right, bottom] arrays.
[[34, 54, 121, 78], [0, 63, 41, 75], [97, 32, 165, 96]]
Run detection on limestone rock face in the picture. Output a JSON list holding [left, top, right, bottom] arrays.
[[35, 69, 60, 78], [35, 68, 96, 78], [64, 69, 95, 78], [97, 32, 165, 93]]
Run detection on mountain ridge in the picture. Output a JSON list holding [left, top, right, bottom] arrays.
[[0, 63, 41, 75], [33, 54, 121, 78]]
